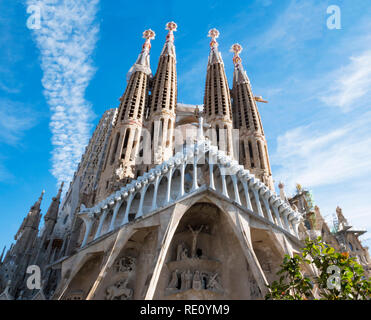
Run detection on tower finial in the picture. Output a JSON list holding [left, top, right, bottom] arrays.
[[126, 29, 155, 81], [57, 182, 64, 197], [231, 43, 243, 65], [142, 29, 155, 52], [38, 190, 45, 203], [208, 28, 220, 47], [165, 21, 177, 42]]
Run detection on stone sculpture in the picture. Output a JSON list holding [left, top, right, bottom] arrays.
[[184, 269, 192, 290], [115, 256, 136, 273], [207, 273, 223, 292], [192, 270, 202, 290], [168, 270, 178, 289], [188, 225, 204, 258], [105, 279, 133, 300]]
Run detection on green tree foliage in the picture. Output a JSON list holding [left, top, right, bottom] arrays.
[[265, 237, 371, 300]]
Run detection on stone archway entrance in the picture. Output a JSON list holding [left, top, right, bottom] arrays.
[[153, 202, 261, 299]]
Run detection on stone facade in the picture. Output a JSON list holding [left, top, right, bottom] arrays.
[[287, 185, 371, 277], [0, 24, 370, 300], [231, 43, 274, 190]]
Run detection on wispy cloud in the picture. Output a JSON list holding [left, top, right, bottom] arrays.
[[26, 0, 100, 187], [313, 179, 371, 249], [0, 3, 24, 94], [251, 0, 325, 52], [272, 111, 371, 248], [0, 161, 13, 182], [0, 99, 37, 145], [320, 50, 371, 112], [272, 111, 371, 191], [0, 99, 37, 182]]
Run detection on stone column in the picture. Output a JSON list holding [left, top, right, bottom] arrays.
[[151, 174, 160, 211], [81, 213, 95, 247], [122, 192, 134, 225], [231, 175, 241, 205], [179, 163, 185, 197], [137, 185, 148, 218], [109, 200, 122, 232], [94, 209, 108, 240]]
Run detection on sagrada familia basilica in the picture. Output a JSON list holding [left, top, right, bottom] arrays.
[[0, 22, 369, 300]]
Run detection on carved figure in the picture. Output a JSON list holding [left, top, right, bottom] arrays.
[[207, 273, 223, 292], [192, 270, 202, 290], [180, 247, 188, 260], [188, 225, 203, 258], [180, 271, 186, 290], [105, 279, 133, 300], [176, 243, 184, 261], [184, 269, 192, 290], [168, 270, 178, 289]]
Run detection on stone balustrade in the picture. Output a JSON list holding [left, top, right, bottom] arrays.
[[78, 139, 302, 247]]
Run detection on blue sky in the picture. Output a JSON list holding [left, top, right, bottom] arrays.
[[1, 0, 371, 252]]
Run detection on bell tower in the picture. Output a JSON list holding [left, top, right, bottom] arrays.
[[231, 43, 273, 190], [97, 29, 155, 201], [146, 21, 178, 167], [203, 29, 234, 157]]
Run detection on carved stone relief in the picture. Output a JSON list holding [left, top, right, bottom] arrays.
[[104, 255, 136, 300], [115, 256, 136, 273], [166, 269, 223, 294], [165, 224, 223, 296], [105, 279, 133, 300]]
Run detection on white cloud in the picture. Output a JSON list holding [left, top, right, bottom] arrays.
[[252, 0, 325, 52], [26, 0, 100, 187], [313, 181, 371, 250], [272, 111, 371, 191], [0, 99, 37, 145], [320, 50, 371, 112], [272, 112, 371, 249]]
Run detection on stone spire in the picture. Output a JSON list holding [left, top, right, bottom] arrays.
[[97, 30, 155, 201], [160, 21, 177, 58], [127, 29, 155, 80], [32, 183, 64, 268], [0, 246, 5, 263], [231, 44, 273, 190], [204, 29, 234, 156], [147, 22, 178, 166], [5, 190, 44, 283], [43, 182, 64, 237], [15, 190, 44, 240], [25, 190, 44, 229], [33, 190, 44, 212]]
